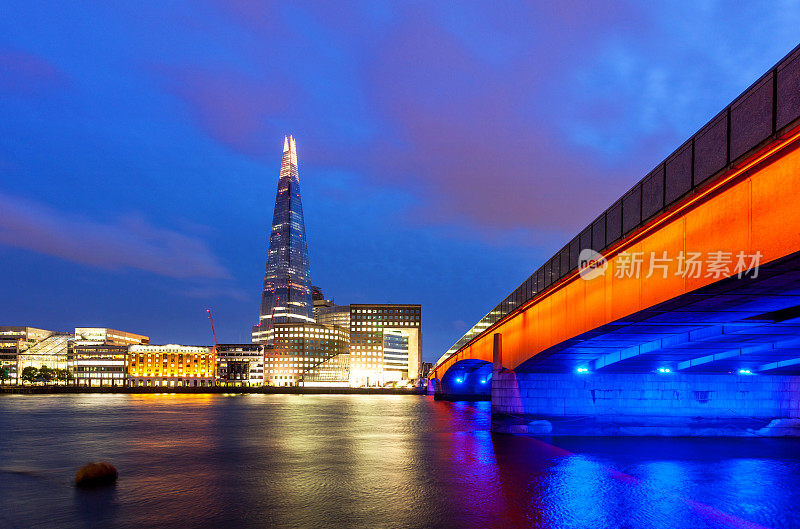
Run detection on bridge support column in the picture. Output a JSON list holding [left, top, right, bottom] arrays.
[[491, 333, 553, 434], [493, 371, 800, 436], [427, 377, 441, 396]]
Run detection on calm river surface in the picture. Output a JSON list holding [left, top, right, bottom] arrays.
[[1, 394, 799, 528]]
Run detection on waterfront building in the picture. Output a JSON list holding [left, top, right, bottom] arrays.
[[0, 326, 56, 382], [128, 344, 215, 387], [0, 326, 56, 344], [17, 333, 74, 381], [74, 327, 149, 346], [349, 304, 421, 387], [302, 353, 351, 387], [70, 342, 128, 387], [216, 344, 265, 386], [265, 323, 349, 386], [71, 328, 148, 386], [252, 135, 315, 344]]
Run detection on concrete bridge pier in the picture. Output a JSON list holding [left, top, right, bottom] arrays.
[[489, 332, 800, 436], [491, 333, 553, 434]]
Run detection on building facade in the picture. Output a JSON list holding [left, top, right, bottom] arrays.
[[70, 342, 128, 387], [216, 344, 265, 386], [303, 353, 351, 387], [75, 327, 149, 346], [128, 344, 215, 387], [70, 328, 148, 387], [0, 326, 55, 382], [253, 135, 315, 344], [349, 304, 421, 386], [265, 323, 349, 386], [17, 333, 73, 381]]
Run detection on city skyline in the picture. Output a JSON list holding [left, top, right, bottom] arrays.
[[2, 3, 800, 362], [3, 5, 800, 529]]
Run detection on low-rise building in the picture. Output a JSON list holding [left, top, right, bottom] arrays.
[[265, 323, 349, 387], [128, 344, 215, 388], [17, 333, 74, 382], [0, 326, 57, 382], [0, 325, 54, 383], [70, 342, 129, 387], [302, 353, 350, 387], [75, 327, 149, 346], [216, 344, 264, 386], [70, 328, 148, 387]]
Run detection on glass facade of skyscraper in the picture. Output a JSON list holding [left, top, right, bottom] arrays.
[[253, 135, 315, 344]]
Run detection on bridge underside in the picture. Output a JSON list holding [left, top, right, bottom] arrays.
[[432, 251, 800, 436], [433, 359, 492, 401], [519, 250, 800, 375]]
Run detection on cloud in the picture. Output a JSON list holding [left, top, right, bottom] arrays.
[[147, 0, 799, 244], [0, 48, 66, 95], [0, 191, 230, 279], [157, 64, 294, 157], [157, 1, 643, 237]]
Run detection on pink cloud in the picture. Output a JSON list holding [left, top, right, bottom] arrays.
[[360, 10, 630, 232], [150, 2, 649, 236], [0, 49, 66, 94], [0, 192, 230, 279], [157, 65, 294, 156]]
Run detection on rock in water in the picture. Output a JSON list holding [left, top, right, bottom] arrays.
[[75, 462, 118, 487]]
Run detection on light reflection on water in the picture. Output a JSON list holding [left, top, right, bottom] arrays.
[[0, 394, 799, 528]]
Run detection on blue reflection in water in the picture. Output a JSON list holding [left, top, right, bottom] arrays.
[[0, 395, 798, 528]]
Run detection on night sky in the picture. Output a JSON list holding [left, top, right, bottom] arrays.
[[1, 2, 799, 362]]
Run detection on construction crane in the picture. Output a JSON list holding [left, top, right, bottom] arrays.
[[206, 308, 218, 347]]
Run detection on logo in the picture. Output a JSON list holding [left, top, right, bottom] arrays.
[[578, 249, 607, 280]]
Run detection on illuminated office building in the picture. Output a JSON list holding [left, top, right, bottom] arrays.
[[383, 330, 409, 373], [71, 328, 148, 387], [17, 333, 74, 378], [0, 326, 55, 344], [71, 343, 128, 386], [349, 304, 421, 387], [252, 135, 315, 344], [128, 344, 215, 387], [265, 323, 349, 386], [74, 327, 149, 346], [216, 344, 265, 386], [0, 326, 55, 382], [303, 353, 351, 387]]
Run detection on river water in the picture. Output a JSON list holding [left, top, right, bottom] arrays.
[[0, 394, 798, 528]]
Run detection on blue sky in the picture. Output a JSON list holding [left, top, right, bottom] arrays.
[[1, 1, 799, 361]]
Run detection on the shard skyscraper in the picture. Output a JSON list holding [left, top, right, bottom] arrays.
[[252, 135, 314, 344]]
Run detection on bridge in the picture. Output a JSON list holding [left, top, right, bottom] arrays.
[[430, 44, 800, 436]]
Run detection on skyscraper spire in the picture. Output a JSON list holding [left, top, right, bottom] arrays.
[[252, 135, 314, 344], [289, 134, 297, 165]]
